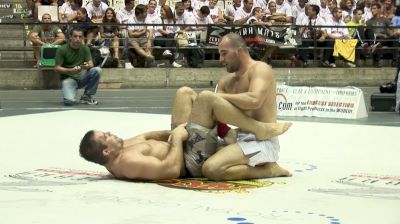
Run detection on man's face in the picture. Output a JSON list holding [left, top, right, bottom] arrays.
[[328, 1, 337, 10], [307, 7, 315, 17], [148, 0, 157, 12], [126, 1, 134, 11], [269, 3, 277, 12], [233, 0, 241, 6], [371, 5, 379, 16], [70, 30, 84, 48], [334, 9, 342, 19], [353, 10, 362, 21], [93, 131, 124, 152], [41, 14, 52, 23], [176, 5, 185, 16], [244, 0, 254, 11], [93, 0, 101, 7], [276, 0, 284, 5], [218, 40, 241, 73]]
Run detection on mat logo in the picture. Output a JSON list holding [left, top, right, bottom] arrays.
[[155, 178, 275, 193], [0, 168, 110, 192], [309, 173, 400, 200]]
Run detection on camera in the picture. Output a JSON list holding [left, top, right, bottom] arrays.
[[379, 82, 397, 93]]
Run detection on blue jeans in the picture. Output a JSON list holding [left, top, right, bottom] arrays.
[[62, 67, 101, 103]]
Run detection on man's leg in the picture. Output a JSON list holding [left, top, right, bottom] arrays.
[[202, 143, 291, 180], [189, 90, 291, 140], [79, 67, 101, 104], [61, 78, 78, 105], [171, 86, 197, 128]]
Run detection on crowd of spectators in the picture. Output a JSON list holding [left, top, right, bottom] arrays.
[[26, 0, 400, 68]]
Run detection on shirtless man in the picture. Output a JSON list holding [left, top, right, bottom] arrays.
[[79, 87, 291, 180], [200, 32, 292, 180]]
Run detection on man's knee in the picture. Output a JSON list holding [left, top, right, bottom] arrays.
[[176, 86, 196, 98], [89, 67, 102, 77], [202, 158, 224, 180], [197, 90, 216, 103]]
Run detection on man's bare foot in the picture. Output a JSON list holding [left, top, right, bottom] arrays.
[[254, 122, 292, 140], [260, 162, 292, 178]]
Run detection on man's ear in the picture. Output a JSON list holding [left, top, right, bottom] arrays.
[[102, 147, 110, 156]]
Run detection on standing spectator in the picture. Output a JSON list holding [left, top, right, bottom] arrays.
[[100, 8, 123, 68], [85, 0, 108, 23], [234, 0, 254, 25], [154, 5, 182, 67], [34, 0, 58, 21], [54, 28, 101, 106], [127, 4, 155, 67], [30, 13, 65, 66], [224, 0, 242, 24], [365, 3, 394, 67]]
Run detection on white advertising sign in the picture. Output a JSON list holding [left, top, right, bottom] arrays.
[[276, 85, 368, 119]]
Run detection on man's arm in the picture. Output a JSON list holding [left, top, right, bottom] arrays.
[[52, 30, 66, 45], [120, 126, 188, 180], [133, 130, 171, 141], [217, 64, 272, 110]]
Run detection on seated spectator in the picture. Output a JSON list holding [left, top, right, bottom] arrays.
[[339, 0, 354, 23], [29, 13, 65, 66], [292, 0, 308, 24], [192, 5, 214, 39], [208, 0, 226, 24], [382, 0, 395, 20], [224, 0, 242, 24], [319, 0, 333, 23], [347, 8, 368, 58], [127, 4, 155, 67], [59, 0, 80, 22], [297, 4, 328, 67], [193, 0, 209, 11], [325, 7, 356, 67], [26, 0, 34, 18], [34, 0, 58, 21], [365, 3, 394, 67], [175, 2, 196, 31], [265, 1, 290, 23], [100, 8, 122, 68], [182, 0, 195, 14], [85, 0, 108, 23], [234, 0, 254, 25], [116, 0, 135, 34], [154, 5, 182, 67], [71, 7, 99, 46], [147, 0, 160, 23], [274, 0, 293, 23]]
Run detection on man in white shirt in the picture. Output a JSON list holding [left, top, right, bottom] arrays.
[[85, 0, 108, 23], [234, 0, 254, 25], [175, 2, 196, 31], [276, 0, 293, 21], [127, 4, 155, 67], [224, 0, 242, 24], [192, 5, 214, 37]]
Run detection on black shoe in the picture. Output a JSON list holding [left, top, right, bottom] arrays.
[[64, 100, 77, 106], [80, 95, 98, 105]]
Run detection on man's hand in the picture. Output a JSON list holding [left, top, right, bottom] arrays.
[[71, 66, 82, 74], [171, 124, 189, 141], [80, 62, 90, 70]]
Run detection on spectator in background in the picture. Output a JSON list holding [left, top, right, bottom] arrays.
[[59, 0, 81, 23], [100, 8, 122, 68], [54, 28, 101, 106], [208, 0, 226, 24], [275, 0, 293, 22], [192, 5, 214, 38], [292, 0, 308, 24], [147, 0, 160, 23], [234, 0, 254, 25], [347, 8, 368, 58], [339, 0, 354, 22], [182, 0, 194, 13], [154, 5, 183, 67], [266, 0, 291, 23], [327, 0, 337, 13], [116, 0, 135, 37], [365, 3, 394, 67], [193, 0, 209, 11], [72, 7, 98, 46], [175, 2, 196, 31], [382, 0, 395, 19], [319, 0, 333, 23], [224, 0, 242, 24], [362, 0, 372, 22], [34, 0, 58, 21], [30, 13, 65, 66], [85, 0, 108, 23], [127, 4, 155, 67]]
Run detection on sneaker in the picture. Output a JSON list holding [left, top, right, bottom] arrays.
[[172, 61, 182, 68], [329, 63, 336, 68], [162, 50, 173, 57], [125, 62, 134, 69], [346, 62, 356, 68], [80, 95, 98, 105], [145, 54, 155, 66], [64, 100, 76, 106], [322, 60, 330, 67], [371, 42, 382, 54]]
